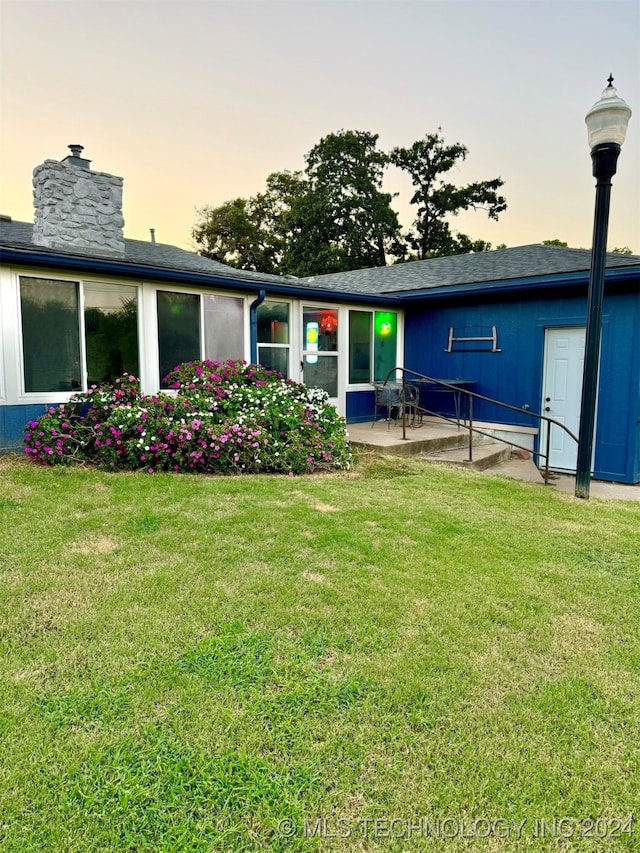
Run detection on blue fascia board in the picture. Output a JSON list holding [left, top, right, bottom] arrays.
[[0, 247, 402, 306], [394, 266, 640, 301]]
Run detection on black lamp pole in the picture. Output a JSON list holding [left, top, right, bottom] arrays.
[[574, 75, 631, 500], [574, 142, 620, 499]]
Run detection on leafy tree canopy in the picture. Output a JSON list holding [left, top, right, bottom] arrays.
[[193, 129, 507, 275], [193, 172, 308, 274], [542, 239, 568, 247], [390, 131, 506, 260], [282, 130, 404, 275]]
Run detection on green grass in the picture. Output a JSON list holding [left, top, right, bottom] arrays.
[[0, 454, 639, 851]]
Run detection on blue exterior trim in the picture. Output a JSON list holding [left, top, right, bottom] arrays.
[[396, 266, 640, 301]]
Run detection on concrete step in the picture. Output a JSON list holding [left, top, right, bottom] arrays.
[[349, 421, 526, 475], [422, 441, 513, 472], [348, 421, 490, 458]]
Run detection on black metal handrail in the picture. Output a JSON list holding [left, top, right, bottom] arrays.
[[381, 368, 578, 485]]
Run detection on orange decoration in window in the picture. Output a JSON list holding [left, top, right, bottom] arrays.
[[319, 313, 337, 334]]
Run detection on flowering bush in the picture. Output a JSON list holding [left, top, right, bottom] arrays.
[[24, 361, 352, 475]]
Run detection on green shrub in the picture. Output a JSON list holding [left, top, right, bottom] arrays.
[[24, 361, 352, 475]]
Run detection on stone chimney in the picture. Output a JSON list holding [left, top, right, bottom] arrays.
[[32, 145, 125, 257]]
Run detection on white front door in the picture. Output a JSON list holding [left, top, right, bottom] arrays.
[[541, 327, 586, 471]]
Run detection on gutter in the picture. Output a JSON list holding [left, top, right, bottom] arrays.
[[393, 266, 640, 301], [0, 246, 402, 306], [249, 289, 266, 364]]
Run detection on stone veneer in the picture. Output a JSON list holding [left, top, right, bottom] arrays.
[[32, 159, 125, 257]]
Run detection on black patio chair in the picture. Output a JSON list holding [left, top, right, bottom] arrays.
[[372, 382, 418, 430]]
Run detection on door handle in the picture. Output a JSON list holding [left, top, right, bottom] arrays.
[[545, 397, 551, 402], [545, 407, 551, 412]]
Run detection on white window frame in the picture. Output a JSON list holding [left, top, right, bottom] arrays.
[[152, 284, 250, 392], [0, 266, 6, 403], [13, 271, 142, 404], [300, 301, 344, 411], [256, 297, 294, 379], [345, 305, 404, 391]]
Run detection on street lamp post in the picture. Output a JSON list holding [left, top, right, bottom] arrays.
[[575, 76, 632, 499]]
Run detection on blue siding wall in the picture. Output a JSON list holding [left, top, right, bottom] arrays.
[[404, 282, 640, 483], [0, 404, 50, 453], [346, 390, 375, 424]]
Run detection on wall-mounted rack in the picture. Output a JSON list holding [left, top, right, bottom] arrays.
[[445, 325, 501, 353]]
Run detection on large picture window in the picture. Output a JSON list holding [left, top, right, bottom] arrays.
[[20, 276, 139, 394], [20, 277, 81, 393], [158, 291, 247, 387], [348, 309, 398, 384], [19, 277, 247, 397]]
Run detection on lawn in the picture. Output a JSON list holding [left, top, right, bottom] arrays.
[[0, 454, 638, 851]]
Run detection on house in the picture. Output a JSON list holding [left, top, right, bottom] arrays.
[[309, 246, 640, 484], [1, 146, 639, 483]]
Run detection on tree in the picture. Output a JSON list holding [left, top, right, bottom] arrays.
[[193, 172, 309, 274], [542, 239, 568, 247], [390, 131, 507, 259], [282, 130, 404, 276], [612, 246, 633, 254], [193, 197, 275, 273], [193, 128, 508, 274]]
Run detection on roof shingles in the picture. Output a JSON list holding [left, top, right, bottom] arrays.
[[2, 220, 638, 297], [301, 245, 640, 295]]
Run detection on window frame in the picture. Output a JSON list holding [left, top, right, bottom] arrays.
[[346, 307, 401, 388], [0, 271, 7, 402], [156, 288, 203, 388], [83, 279, 140, 388], [256, 298, 292, 379], [16, 273, 142, 402], [155, 285, 249, 388]]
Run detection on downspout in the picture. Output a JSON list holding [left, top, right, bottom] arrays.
[[249, 289, 266, 365]]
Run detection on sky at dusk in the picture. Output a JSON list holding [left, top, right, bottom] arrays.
[[1, 0, 639, 255]]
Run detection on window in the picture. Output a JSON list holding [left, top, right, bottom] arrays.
[[204, 294, 244, 363], [20, 277, 139, 393], [157, 291, 201, 387], [20, 277, 82, 392], [158, 290, 247, 387], [347, 309, 398, 384], [349, 311, 371, 384], [18, 277, 247, 396], [84, 282, 139, 385], [374, 311, 398, 381], [257, 300, 290, 377], [302, 306, 338, 398]]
